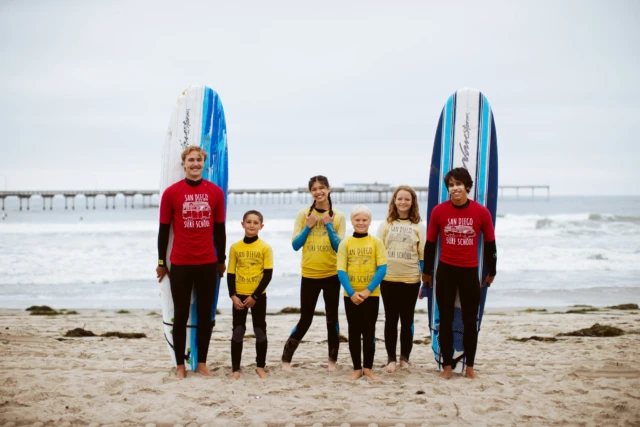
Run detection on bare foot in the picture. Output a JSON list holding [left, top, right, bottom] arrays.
[[328, 360, 336, 372], [386, 361, 396, 373], [231, 371, 241, 380], [176, 364, 186, 379], [196, 362, 212, 376], [281, 362, 293, 372], [399, 360, 409, 369], [464, 367, 479, 379], [256, 368, 268, 379], [363, 368, 381, 380], [439, 366, 453, 379], [348, 369, 363, 380]]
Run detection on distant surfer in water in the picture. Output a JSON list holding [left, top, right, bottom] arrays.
[[156, 145, 227, 379], [421, 167, 497, 379], [281, 175, 345, 372]]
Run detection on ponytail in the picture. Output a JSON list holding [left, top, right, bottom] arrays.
[[328, 193, 333, 217]]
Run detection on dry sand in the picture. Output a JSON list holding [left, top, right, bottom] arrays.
[[1, 306, 639, 426]]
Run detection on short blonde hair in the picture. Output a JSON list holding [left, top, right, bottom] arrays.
[[181, 145, 207, 162], [350, 205, 372, 220]]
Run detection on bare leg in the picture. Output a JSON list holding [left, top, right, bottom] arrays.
[[176, 364, 186, 379], [256, 368, 268, 379], [196, 362, 212, 376], [231, 371, 241, 380], [439, 365, 453, 379], [464, 366, 479, 379], [386, 361, 397, 373], [349, 369, 363, 380], [328, 360, 336, 372], [363, 368, 381, 380], [281, 362, 293, 371]]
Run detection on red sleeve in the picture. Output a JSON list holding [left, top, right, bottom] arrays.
[[426, 205, 441, 242], [480, 206, 495, 242], [214, 185, 226, 223], [159, 185, 174, 224]]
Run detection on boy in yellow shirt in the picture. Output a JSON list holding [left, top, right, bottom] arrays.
[[337, 205, 387, 380], [227, 210, 273, 379]]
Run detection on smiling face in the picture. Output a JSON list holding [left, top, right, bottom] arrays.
[[309, 180, 330, 208], [394, 189, 413, 218], [351, 213, 371, 234], [447, 177, 469, 205], [242, 214, 264, 238], [182, 149, 205, 181]]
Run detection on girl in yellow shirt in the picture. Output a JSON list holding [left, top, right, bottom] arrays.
[[337, 205, 387, 380], [281, 175, 346, 371], [376, 186, 425, 373]]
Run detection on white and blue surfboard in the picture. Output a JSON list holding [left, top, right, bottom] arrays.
[[425, 88, 498, 373], [159, 85, 228, 371]]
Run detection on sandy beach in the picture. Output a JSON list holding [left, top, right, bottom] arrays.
[[1, 306, 639, 426]]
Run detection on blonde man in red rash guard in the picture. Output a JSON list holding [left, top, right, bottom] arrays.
[[156, 145, 227, 379]]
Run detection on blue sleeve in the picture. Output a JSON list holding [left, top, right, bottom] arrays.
[[419, 260, 424, 274], [338, 270, 355, 297], [292, 226, 311, 251], [325, 222, 341, 252], [366, 264, 387, 293]]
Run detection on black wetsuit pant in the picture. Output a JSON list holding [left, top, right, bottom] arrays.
[[344, 296, 380, 370], [282, 275, 341, 363], [380, 280, 420, 364], [436, 261, 480, 367], [170, 262, 217, 366], [231, 295, 267, 372]]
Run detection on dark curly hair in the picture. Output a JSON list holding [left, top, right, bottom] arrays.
[[444, 167, 473, 194]]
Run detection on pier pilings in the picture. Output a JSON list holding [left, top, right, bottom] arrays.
[[0, 185, 550, 211]]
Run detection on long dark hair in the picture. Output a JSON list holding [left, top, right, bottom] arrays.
[[308, 175, 333, 217]]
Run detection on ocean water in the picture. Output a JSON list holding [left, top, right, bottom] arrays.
[[0, 195, 638, 310]]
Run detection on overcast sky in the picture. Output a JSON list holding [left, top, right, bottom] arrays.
[[0, 0, 638, 195]]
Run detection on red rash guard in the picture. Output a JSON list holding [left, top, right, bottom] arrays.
[[427, 200, 495, 268], [160, 179, 225, 265]]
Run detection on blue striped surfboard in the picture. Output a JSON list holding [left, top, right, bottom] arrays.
[[159, 85, 228, 372], [425, 88, 498, 373]]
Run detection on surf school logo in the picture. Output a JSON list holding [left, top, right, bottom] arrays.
[[444, 217, 475, 246], [181, 109, 191, 150], [182, 194, 211, 228], [459, 112, 471, 170]]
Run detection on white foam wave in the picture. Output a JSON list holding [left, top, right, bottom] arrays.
[[0, 213, 638, 291]]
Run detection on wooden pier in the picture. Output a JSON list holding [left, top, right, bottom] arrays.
[[0, 185, 549, 210]]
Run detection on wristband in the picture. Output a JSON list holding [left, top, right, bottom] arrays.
[[158, 260, 165, 267]]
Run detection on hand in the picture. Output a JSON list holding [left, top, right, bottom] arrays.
[[231, 295, 245, 310], [482, 275, 495, 287], [217, 263, 226, 278], [422, 273, 433, 288], [321, 213, 333, 225], [418, 285, 425, 300], [350, 293, 364, 305], [305, 214, 318, 228], [358, 289, 371, 301], [156, 266, 169, 282], [243, 296, 257, 308]]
